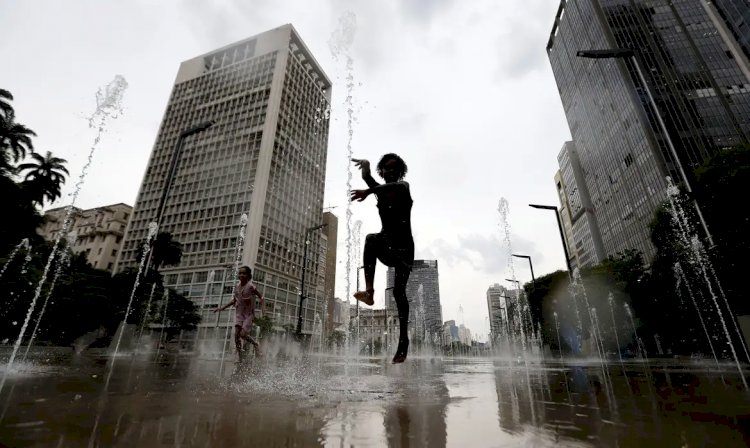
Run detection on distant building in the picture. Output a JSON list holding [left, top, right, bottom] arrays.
[[322, 212, 338, 336], [385, 260, 443, 341], [351, 307, 398, 351], [486, 284, 507, 343], [39, 203, 132, 272], [331, 297, 348, 333], [442, 320, 459, 344], [458, 324, 472, 346]]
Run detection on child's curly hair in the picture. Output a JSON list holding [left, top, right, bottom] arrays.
[[376, 153, 408, 180]]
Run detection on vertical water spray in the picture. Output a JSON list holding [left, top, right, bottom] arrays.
[[23, 231, 78, 360], [328, 11, 357, 349], [0, 238, 30, 281], [156, 290, 170, 359], [135, 282, 158, 351], [496, 198, 536, 426], [665, 177, 748, 388], [112, 221, 158, 360], [674, 262, 719, 367], [592, 307, 618, 417], [570, 268, 593, 352], [608, 293, 628, 378], [1, 75, 127, 396], [196, 270, 216, 348], [497, 199, 529, 351], [352, 219, 362, 348]]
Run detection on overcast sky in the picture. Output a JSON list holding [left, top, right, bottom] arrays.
[[0, 0, 572, 341]]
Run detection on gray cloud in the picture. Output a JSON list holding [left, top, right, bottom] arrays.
[[419, 232, 544, 276], [399, 0, 455, 23], [494, 1, 552, 79]]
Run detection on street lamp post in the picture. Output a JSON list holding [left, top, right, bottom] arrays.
[[529, 204, 572, 276], [505, 278, 521, 289], [576, 48, 713, 246], [296, 223, 328, 337], [512, 254, 536, 289], [144, 120, 215, 275]]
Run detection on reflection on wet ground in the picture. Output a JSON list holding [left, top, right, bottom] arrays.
[[1, 348, 749, 447]]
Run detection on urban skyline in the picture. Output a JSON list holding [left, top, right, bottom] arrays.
[[9, 1, 749, 341]]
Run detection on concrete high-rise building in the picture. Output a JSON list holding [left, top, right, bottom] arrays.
[[442, 320, 459, 344], [322, 211, 338, 336], [710, 0, 750, 68], [385, 260, 443, 340], [547, 0, 750, 260], [554, 170, 577, 270], [115, 25, 332, 339], [458, 324, 472, 346], [486, 284, 507, 343], [556, 141, 606, 269], [39, 203, 132, 272]]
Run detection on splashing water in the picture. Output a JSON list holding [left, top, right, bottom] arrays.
[[0, 76, 127, 396], [673, 262, 720, 367], [0, 238, 30, 281]]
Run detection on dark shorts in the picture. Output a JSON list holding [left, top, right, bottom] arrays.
[[369, 233, 414, 270]]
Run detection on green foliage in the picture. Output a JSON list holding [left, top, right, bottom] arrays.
[[0, 176, 44, 254], [254, 315, 274, 338], [136, 232, 184, 272], [18, 151, 69, 205], [326, 330, 345, 348]]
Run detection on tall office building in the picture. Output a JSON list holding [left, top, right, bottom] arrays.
[[486, 283, 507, 343], [711, 0, 750, 65], [385, 260, 443, 340], [547, 0, 750, 260], [115, 25, 332, 338], [556, 141, 606, 269]]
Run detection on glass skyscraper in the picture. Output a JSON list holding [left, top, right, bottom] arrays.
[[116, 25, 332, 339], [386, 260, 444, 341], [547, 0, 750, 259]]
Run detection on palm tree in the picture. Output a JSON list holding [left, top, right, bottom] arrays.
[[0, 89, 13, 119], [18, 151, 69, 205], [0, 109, 36, 171], [136, 232, 184, 272]]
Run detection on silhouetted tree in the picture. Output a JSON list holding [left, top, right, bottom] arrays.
[[18, 151, 69, 205]]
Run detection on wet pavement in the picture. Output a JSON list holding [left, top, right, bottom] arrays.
[[1, 347, 749, 447]]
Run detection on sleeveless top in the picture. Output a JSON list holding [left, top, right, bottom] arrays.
[[376, 181, 413, 244]]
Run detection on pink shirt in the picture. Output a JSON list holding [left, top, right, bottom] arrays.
[[234, 280, 261, 318]]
